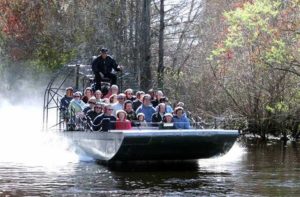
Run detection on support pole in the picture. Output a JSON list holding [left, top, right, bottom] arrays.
[[75, 64, 80, 90]]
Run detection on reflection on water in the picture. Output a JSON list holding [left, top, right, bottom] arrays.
[[1, 103, 300, 196]]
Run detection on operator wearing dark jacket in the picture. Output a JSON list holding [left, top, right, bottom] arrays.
[[92, 48, 122, 90]]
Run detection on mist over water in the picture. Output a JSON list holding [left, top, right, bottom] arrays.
[[0, 99, 79, 166]]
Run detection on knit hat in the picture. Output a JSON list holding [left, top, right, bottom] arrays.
[[137, 113, 145, 118], [164, 113, 173, 118], [116, 110, 127, 118], [174, 106, 184, 114]]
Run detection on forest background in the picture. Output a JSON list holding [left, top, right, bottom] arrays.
[[0, 0, 299, 139]]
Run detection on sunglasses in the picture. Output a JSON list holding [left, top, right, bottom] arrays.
[[94, 107, 102, 109], [107, 109, 113, 111], [89, 102, 96, 104], [74, 95, 80, 98]]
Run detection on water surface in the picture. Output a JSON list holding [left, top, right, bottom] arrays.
[[1, 139, 300, 196]]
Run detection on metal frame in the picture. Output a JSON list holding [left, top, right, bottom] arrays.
[[42, 64, 92, 131]]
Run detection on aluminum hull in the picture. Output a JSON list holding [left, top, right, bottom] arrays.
[[62, 129, 239, 162]]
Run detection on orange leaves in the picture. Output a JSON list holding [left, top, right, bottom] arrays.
[[0, 1, 24, 37], [232, 0, 254, 10], [0, 0, 46, 61], [2, 14, 26, 37], [0, 1, 44, 38]]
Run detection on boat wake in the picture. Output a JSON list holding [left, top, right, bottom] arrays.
[[197, 142, 246, 171], [0, 100, 79, 167]]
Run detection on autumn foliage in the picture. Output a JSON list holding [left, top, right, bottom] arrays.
[[0, 0, 45, 60], [209, 0, 300, 138]]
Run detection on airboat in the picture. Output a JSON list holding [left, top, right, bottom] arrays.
[[43, 64, 239, 163]]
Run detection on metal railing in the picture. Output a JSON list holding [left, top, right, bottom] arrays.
[[43, 63, 133, 131]]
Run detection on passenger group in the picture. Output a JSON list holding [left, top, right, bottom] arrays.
[[60, 86, 191, 131]]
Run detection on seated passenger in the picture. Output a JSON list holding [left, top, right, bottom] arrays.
[[82, 87, 93, 103], [173, 107, 190, 129], [60, 87, 73, 121], [176, 101, 187, 118], [109, 94, 118, 104], [115, 110, 132, 130], [124, 100, 137, 125], [68, 91, 86, 116], [159, 97, 173, 113], [148, 89, 156, 101], [124, 88, 136, 102], [83, 97, 96, 114], [86, 102, 103, 130], [92, 104, 116, 131], [136, 94, 156, 122], [159, 113, 176, 129], [151, 103, 166, 126], [112, 93, 126, 116], [132, 91, 145, 111], [94, 90, 103, 103], [152, 90, 164, 107], [68, 91, 86, 121], [135, 113, 148, 128], [104, 84, 119, 99]]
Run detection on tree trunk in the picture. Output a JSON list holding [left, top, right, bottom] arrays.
[[157, 0, 165, 90], [134, 0, 141, 88], [140, 0, 152, 91]]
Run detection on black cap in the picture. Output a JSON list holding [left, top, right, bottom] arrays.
[[100, 48, 108, 53]]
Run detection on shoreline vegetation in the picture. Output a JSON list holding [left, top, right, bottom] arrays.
[[0, 1, 299, 141]]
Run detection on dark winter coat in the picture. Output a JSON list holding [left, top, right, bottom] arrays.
[[151, 112, 164, 126], [60, 95, 73, 111], [86, 110, 102, 130], [126, 110, 137, 126], [92, 113, 116, 131], [92, 55, 120, 75], [132, 99, 142, 111]]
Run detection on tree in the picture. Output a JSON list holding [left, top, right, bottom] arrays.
[[140, 0, 152, 90], [157, 0, 165, 90], [209, 0, 300, 138]]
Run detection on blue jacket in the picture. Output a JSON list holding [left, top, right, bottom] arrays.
[[173, 115, 190, 129], [166, 105, 173, 113], [136, 104, 156, 122]]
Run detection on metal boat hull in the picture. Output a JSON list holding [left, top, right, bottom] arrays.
[[62, 129, 239, 162]]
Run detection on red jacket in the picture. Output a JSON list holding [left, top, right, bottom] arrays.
[[115, 119, 132, 130]]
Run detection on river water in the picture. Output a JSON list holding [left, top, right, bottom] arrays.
[[0, 103, 300, 196]]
